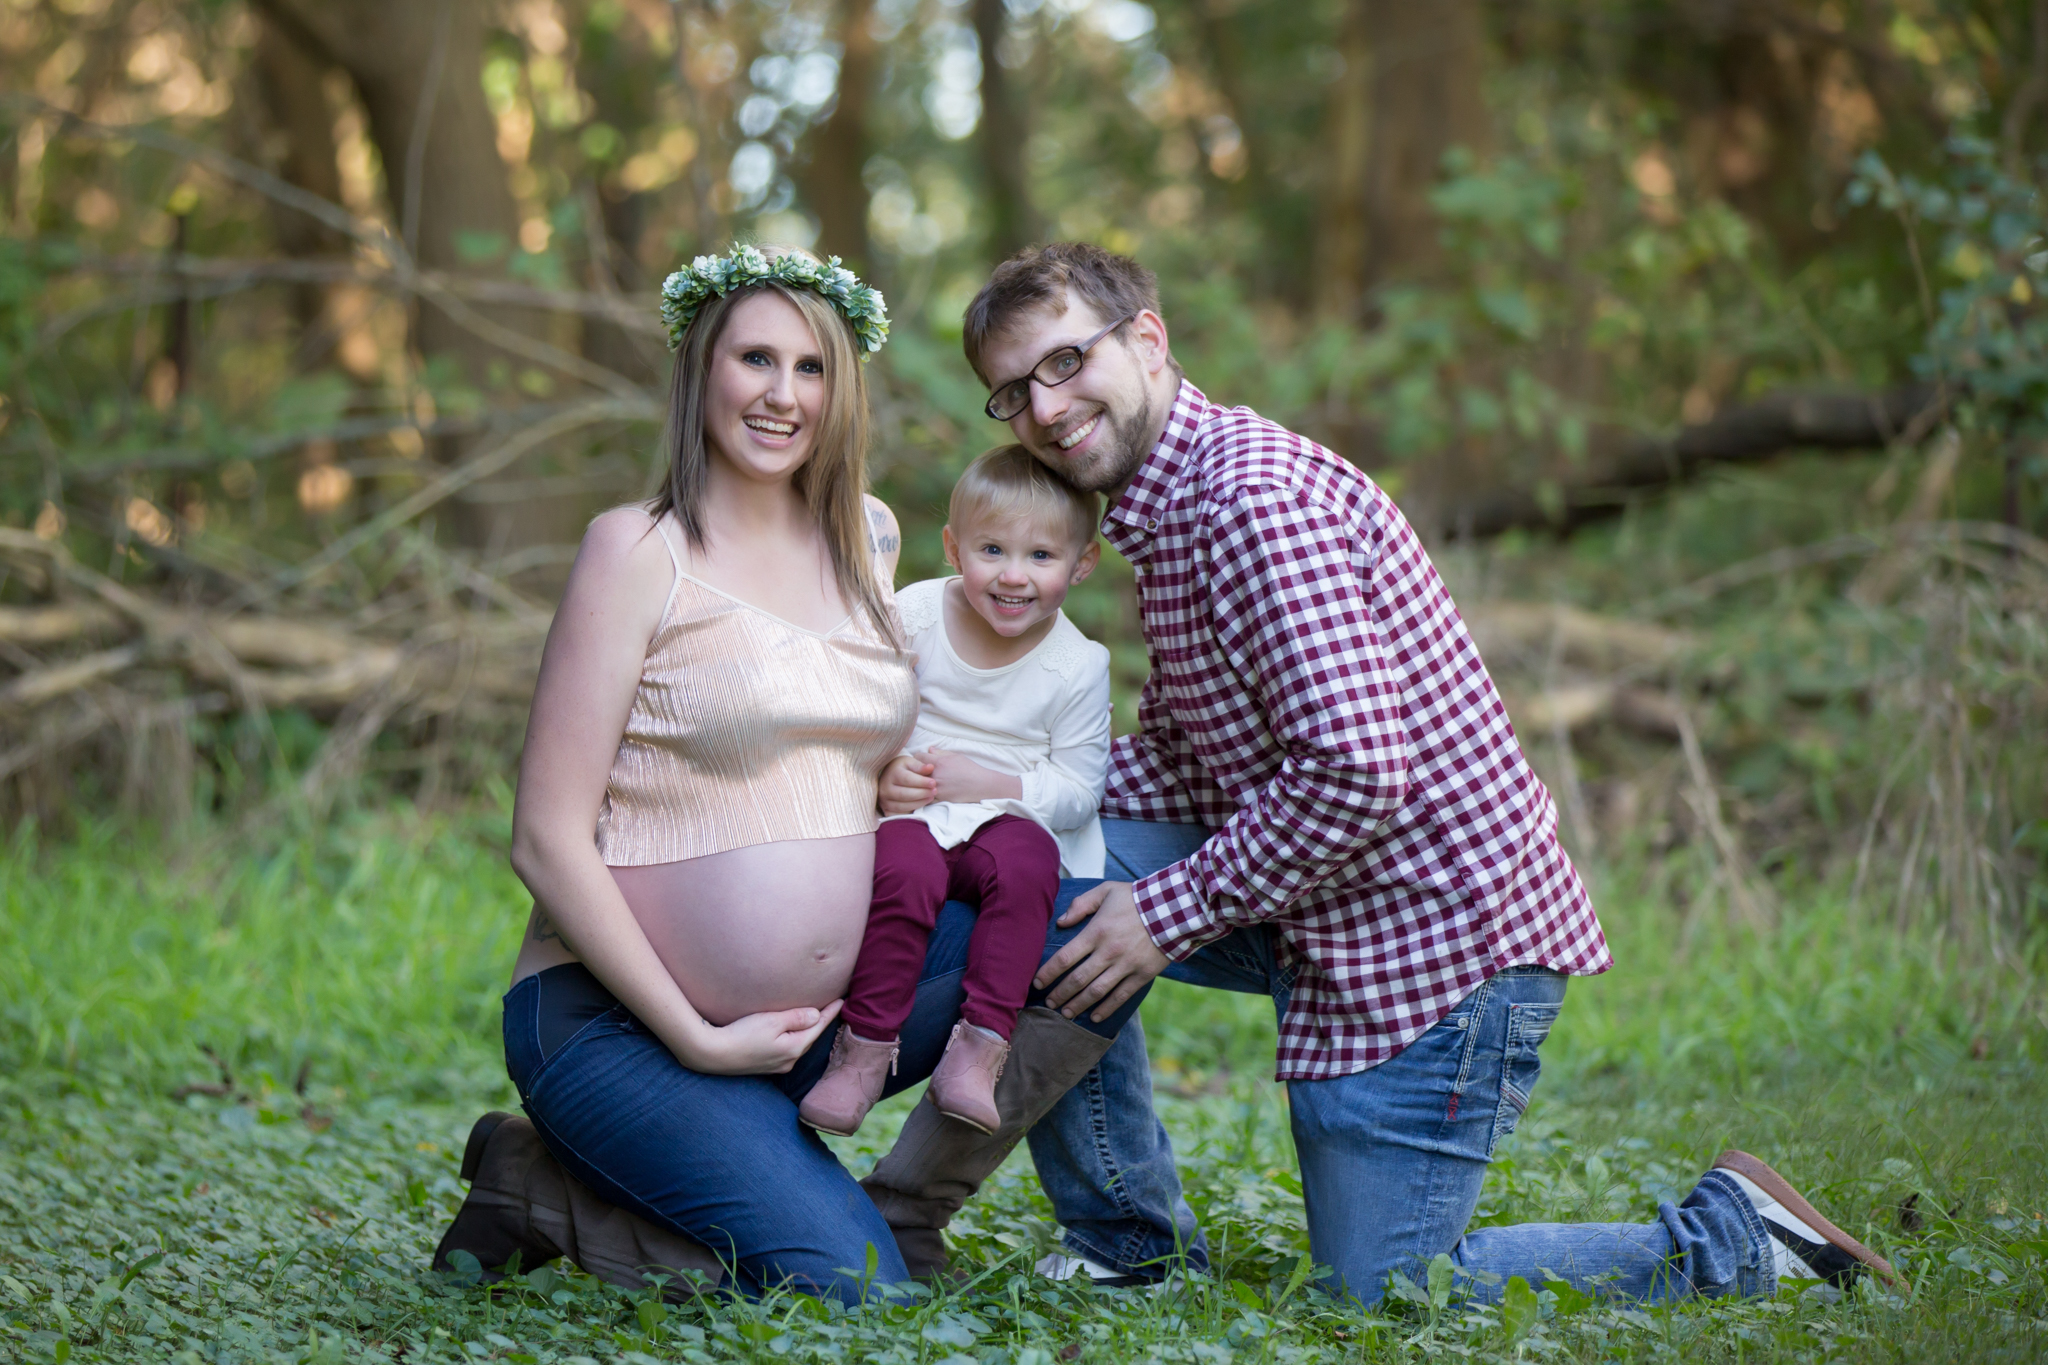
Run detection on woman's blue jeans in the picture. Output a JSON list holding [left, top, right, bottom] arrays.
[[503, 882, 1142, 1305], [1025, 819, 1775, 1305]]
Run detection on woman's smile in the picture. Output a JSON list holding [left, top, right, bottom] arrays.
[[743, 413, 801, 443]]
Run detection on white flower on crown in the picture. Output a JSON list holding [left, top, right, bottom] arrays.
[[658, 244, 890, 357]]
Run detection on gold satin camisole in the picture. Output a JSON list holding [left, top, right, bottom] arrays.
[[594, 512, 919, 866]]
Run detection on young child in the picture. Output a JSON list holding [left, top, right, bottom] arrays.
[[799, 446, 1111, 1137]]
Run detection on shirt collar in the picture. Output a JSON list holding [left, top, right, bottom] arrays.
[[1104, 379, 1209, 553]]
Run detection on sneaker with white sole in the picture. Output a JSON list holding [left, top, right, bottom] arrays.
[[1035, 1251, 1160, 1290], [1711, 1150, 1907, 1296]]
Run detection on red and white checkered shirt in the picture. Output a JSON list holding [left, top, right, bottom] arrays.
[[1104, 381, 1612, 1082]]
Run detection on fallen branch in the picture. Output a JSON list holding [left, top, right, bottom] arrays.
[[1447, 385, 1944, 538], [227, 397, 653, 610], [0, 691, 232, 784], [1849, 426, 1964, 605], [7, 97, 406, 269], [1673, 701, 1775, 929], [1504, 683, 1685, 738], [1463, 602, 1693, 673], [0, 602, 124, 644], [1645, 518, 2048, 615], [0, 645, 144, 711]]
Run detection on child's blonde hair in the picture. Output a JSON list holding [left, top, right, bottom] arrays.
[[948, 445, 1100, 548]]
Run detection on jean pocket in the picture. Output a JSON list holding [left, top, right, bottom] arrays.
[[1490, 1001, 1562, 1153], [518, 1005, 637, 1098]]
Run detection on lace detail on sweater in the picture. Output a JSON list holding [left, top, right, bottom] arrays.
[[1034, 625, 1090, 681], [897, 577, 945, 638]]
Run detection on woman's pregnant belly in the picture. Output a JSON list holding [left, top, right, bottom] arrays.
[[609, 833, 874, 1026]]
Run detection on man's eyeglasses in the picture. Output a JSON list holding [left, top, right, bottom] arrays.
[[983, 315, 1134, 422]]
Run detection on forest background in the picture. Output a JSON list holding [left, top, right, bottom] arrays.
[[1, 0, 2047, 1361]]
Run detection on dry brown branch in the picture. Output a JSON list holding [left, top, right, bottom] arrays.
[[183, 642, 401, 709], [13, 100, 666, 431], [1509, 683, 1616, 734], [1541, 623, 1598, 858], [410, 277, 653, 402], [201, 617, 380, 669], [230, 398, 653, 609], [0, 691, 232, 784], [1504, 683, 1685, 739], [1673, 700, 1775, 929], [5, 97, 408, 269], [0, 645, 145, 711], [61, 254, 663, 333], [1850, 427, 1966, 605], [1443, 384, 1944, 538], [0, 603, 124, 644], [1612, 688, 1686, 737], [294, 648, 431, 817], [52, 402, 569, 481], [1647, 519, 2048, 614], [1464, 602, 1693, 673]]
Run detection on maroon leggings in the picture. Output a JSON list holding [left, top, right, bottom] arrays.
[[842, 814, 1060, 1042]]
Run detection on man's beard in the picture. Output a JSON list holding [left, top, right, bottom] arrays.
[[1056, 389, 1158, 495]]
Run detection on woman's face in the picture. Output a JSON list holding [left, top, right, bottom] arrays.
[[703, 290, 827, 487]]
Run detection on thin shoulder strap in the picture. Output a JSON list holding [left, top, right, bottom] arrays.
[[646, 509, 687, 616]]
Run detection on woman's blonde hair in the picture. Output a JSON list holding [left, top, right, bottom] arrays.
[[647, 247, 897, 646], [949, 445, 1101, 549]]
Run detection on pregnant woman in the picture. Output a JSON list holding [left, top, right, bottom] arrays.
[[431, 248, 1159, 1303]]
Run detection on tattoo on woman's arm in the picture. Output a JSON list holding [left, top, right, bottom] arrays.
[[531, 910, 562, 944], [867, 505, 899, 555]]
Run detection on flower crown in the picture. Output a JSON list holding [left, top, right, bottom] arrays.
[[659, 245, 889, 357]]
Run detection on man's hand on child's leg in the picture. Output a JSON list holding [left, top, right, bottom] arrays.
[[1035, 882, 1170, 1023]]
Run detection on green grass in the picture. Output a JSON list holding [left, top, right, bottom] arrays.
[[2, 807, 2045, 1363]]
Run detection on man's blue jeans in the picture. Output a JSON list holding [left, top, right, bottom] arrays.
[[1025, 818, 1776, 1305], [506, 882, 1143, 1304]]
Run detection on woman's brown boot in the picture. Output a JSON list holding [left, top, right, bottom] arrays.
[[797, 1026, 899, 1136], [432, 1111, 725, 1297], [926, 1022, 1009, 1133]]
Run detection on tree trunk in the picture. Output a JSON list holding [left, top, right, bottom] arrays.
[[974, 0, 1037, 260], [1312, 0, 1372, 320], [1190, 0, 1283, 250], [2002, 0, 2048, 173], [247, 12, 346, 335], [797, 0, 880, 271], [580, 186, 665, 389], [251, 0, 581, 551], [1357, 0, 1489, 292], [576, 27, 667, 390]]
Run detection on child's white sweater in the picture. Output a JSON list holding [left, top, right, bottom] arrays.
[[888, 577, 1111, 877]]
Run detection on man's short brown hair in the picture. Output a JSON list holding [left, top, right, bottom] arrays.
[[962, 242, 1163, 385]]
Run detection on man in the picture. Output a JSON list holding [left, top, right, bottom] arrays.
[[868, 242, 1902, 1305]]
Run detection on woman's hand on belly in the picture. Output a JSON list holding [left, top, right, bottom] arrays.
[[688, 999, 843, 1075]]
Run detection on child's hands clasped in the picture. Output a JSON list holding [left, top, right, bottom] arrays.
[[879, 748, 1024, 814], [880, 753, 939, 813]]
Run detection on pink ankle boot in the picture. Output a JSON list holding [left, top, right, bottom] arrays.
[[927, 1022, 1010, 1134], [799, 1026, 899, 1136]]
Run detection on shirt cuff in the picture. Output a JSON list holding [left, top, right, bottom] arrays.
[[1018, 767, 1045, 815], [1132, 863, 1222, 963]]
